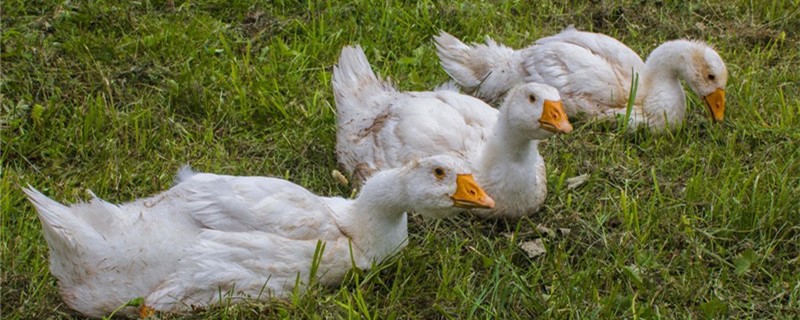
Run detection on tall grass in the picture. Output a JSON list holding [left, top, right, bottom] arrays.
[[2, 0, 799, 318]]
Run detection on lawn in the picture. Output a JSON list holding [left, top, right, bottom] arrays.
[[2, 0, 799, 318]]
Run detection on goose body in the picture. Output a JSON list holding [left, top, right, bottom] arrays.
[[435, 27, 728, 131], [25, 156, 493, 317], [333, 45, 572, 219]]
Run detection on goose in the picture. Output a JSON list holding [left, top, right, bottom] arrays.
[[333, 45, 572, 219], [24, 155, 493, 317], [434, 27, 728, 131]]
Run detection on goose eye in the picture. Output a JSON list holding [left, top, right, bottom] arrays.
[[528, 94, 537, 103], [708, 74, 716, 81], [433, 167, 446, 180]]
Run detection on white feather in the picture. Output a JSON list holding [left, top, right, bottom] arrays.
[[435, 28, 728, 131], [333, 45, 572, 218], [24, 155, 481, 316]]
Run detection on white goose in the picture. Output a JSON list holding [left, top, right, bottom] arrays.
[[435, 27, 728, 131], [24, 156, 493, 317], [333, 45, 572, 219]]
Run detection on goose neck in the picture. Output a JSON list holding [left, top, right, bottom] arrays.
[[345, 171, 410, 261], [485, 113, 539, 163], [639, 41, 691, 128]]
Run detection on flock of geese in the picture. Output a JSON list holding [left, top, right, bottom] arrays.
[[24, 27, 728, 317]]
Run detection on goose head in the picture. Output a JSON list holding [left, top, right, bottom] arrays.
[[394, 155, 495, 218], [501, 82, 573, 140], [682, 42, 728, 122]]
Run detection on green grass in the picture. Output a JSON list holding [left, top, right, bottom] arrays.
[[2, 0, 799, 318]]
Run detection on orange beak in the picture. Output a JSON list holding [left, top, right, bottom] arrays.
[[451, 174, 495, 209], [539, 100, 573, 133], [703, 88, 725, 122]]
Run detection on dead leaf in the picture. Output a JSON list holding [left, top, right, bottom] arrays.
[[519, 238, 546, 258], [331, 169, 348, 186], [566, 173, 590, 190], [536, 224, 554, 237]]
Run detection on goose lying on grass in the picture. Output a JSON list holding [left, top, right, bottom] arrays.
[[333, 45, 572, 219], [24, 156, 493, 317], [434, 27, 728, 131]]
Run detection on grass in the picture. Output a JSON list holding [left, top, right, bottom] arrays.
[[2, 0, 799, 318]]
